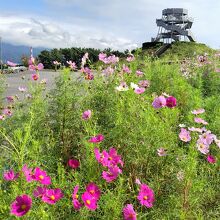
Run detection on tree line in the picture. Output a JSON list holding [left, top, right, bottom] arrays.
[[36, 47, 130, 69]]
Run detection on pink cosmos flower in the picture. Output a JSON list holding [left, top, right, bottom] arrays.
[[68, 159, 80, 169], [196, 141, 209, 154], [191, 108, 205, 115], [81, 192, 97, 210], [166, 96, 177, 108], [81, 53, 89, 67], [3, 170, 19, 181], [157, 148, 167, 156], [179, 128, 191, 142], [100, 54, 119, 64], [136, 70, 144, 77], [207, 155, 216, 164], [138, 80, 150, 88], [72, 185, 83, 210], [198, 131, 215, 145], [33, 186, 47, 198], [102, 66, 114, 75], [194, 117, 208, 125], [10, 194, 32, 217], [152, 96, 166, 109], [53, 61, 61, 65], [134, 87, 145, 94], [99, 53, 107, 62], [135, 178, 141, 185], [188, 127, 203, 133], [82, 110, 92, 120], [67, 60, 77, 70], [7, 61, 17, 67], [32, 73, 39, 81], [89, 134, 104, 143], [42, 188, 63, 204], [0, 115, 5, 120], [86, 183, 101, 200], [126, 55, 135, 62], [2, 108, 12, 117], [102, 166, 122, 182], [122, 64, 131, 73], [29, 63, 44, 71], [33, 167, 51, 185], [137, 184, 155, 208], [123, 204, 137, 220], [6, 96, 15, 102], [18, 86, 27, 92], [22, 164, 35, 182]]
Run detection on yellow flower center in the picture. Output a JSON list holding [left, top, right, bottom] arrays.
[[74, 194, 79, 199], [50, 195, 55, 200], [144, 196, 148, 200], [86, 200, 91, 205], [39, 175, 44, 180], [90, 190, 95, 195], [109, 157, 112, 160], [21, 205, 26, 210]]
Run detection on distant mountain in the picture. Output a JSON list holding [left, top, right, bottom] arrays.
[[1, 42, 47, 64]]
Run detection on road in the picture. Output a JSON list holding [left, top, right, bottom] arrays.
[[2, 70, 61, 99]]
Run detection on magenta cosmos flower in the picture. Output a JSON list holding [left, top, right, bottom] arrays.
[[123, 204, 137, 220], [33, 167, 51, 185], [86, 183, 101, 200], [82, 192, 98, 210], [137, 184, 155, 208], [33, 186, 47, 198], [207, 155, 216, 164], [89, 134, 104, 143], [166, 96, 177, 108], [152, 96, 166, 109], [179, 128, 191, 142], [82, 110, 92, 120], [102, 165, 122, 182], [3, 169, 19, 181], [68, 159, 80, 169], [10, 194, 32, 217], [42, 188, 63, 204], [72, 185, 83, 210], [94, 148, 109, 166], [32, 73, 39, 81]]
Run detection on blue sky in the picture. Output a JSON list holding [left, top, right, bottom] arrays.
[[0, 0, 219, 50]]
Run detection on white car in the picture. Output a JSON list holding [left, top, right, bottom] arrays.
[[8, 66, 27, 73]]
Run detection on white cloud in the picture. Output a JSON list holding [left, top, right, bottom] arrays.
[[1, 1, 220, 50], [0, 14, 138, 51]]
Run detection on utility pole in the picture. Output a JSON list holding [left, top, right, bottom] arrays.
[[0, 36, 2, 73]]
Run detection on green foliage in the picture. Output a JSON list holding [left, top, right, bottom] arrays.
[[0, 51, 220, 219]]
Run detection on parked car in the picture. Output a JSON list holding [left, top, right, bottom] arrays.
[[8, 65, 27, 73]]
